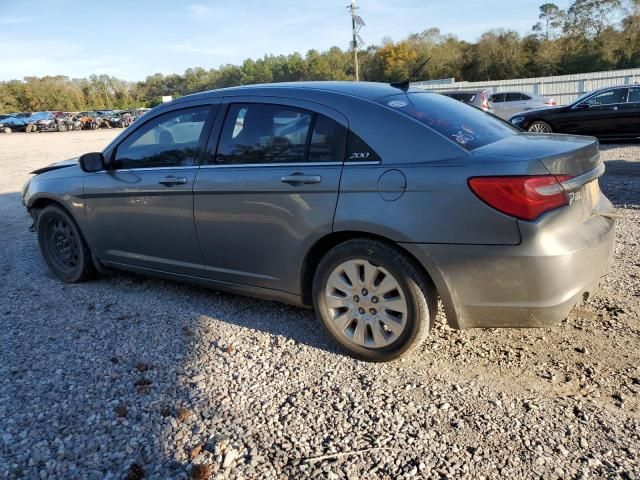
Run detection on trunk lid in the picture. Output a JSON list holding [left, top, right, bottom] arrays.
[[472, 133, 609, 222], [473, 133, 600, 176]]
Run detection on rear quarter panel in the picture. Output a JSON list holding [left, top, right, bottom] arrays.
[[334, 156, 549, 245]]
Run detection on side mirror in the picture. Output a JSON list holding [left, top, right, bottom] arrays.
[[79, 152, 106, 172]]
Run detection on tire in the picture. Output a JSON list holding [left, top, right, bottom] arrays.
[[25, 124, 32, 133], [36, 205, 95, 283], [312, 239, 436, 362], [527, 121, 553, 133], [3, 127, 11, 134], [57, 124, 67, 132]]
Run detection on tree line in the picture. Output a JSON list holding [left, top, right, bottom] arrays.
[[1, 0, 638, 113]]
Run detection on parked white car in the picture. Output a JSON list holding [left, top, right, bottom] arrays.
[[491, 92, 556, 120]]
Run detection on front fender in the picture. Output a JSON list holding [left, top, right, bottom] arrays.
[[25, 175, 89, 244]]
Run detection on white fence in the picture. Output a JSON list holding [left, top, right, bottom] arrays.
[[411, 68, 640, 105]]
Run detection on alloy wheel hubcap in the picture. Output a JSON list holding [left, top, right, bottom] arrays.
[[324, 259, 408, 348], [529, 123, 551, 133]]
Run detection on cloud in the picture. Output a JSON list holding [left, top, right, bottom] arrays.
[[170, 43, 230, 56], [189, 4, 210, 16], [0, 40, 140, 80], [0, 16, 37, 25]]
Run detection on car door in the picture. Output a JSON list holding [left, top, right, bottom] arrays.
[[500, 92, 525, 118], [619, 86, 640, 137], [193, 97, 348, 295], [559, 88, 628, 136], [84, 102, 218, 276], [519, 93, 541, 112], [491, 93, 507, 118]]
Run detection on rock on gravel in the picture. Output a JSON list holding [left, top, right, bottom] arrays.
[[1, 132, 639, 479]]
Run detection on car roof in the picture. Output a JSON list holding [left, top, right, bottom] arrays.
[[439, 89, 489, 94], [585, 85, 629, 95], [175, 81, 427, 103]]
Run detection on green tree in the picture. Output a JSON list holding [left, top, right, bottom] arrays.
[[533, 3, 566, 39]]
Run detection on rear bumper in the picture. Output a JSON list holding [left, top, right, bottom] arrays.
[[401, 198, 616, 329]]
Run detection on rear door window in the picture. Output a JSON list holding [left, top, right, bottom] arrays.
[[380, 92, 518, 151], [217, 104, 311, 165], [628, 87, 640, 103], [491, 93, 505, 103], [308, 115, 347, 162], [505, 93, 522, 102], [216, 103, 346, 165]]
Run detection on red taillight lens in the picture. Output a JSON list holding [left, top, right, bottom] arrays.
[[468, 175, 573, 221]]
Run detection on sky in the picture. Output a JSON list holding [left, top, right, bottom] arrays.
[[0, 0, 571, 82]]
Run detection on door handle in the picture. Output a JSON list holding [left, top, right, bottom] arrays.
[[280, 174, 322, 185], [158, 176, 187, 186]]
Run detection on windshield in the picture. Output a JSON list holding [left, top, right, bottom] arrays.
[[379, 92, 518, 151]]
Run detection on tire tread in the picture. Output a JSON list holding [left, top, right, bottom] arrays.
[[36, 205, 95, 283]]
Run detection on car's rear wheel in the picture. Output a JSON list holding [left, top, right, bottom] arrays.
[[313, 239, 436, 362], [2, 127, 10, 134], [36, 205, 95, 283], [528, 121, 553, 133]]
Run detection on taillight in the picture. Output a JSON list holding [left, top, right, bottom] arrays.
[[468, 175, 574, 221], [544, 98, 556, 106]]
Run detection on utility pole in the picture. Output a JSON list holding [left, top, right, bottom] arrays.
[[348, 0, 365, 81]]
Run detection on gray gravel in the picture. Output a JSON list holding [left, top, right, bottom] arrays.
[[1, 132, 639, 479]]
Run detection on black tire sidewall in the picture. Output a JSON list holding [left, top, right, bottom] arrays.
[[313, 240, 431, 362], [36, 206, 90, 283]]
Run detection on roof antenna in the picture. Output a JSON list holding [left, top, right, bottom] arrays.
[[390, 57, 432, 91]]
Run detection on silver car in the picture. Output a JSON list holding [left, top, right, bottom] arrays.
[[440, 89, 494, 114], [23, 82, 616, 361], [491, 91, 557, 120]]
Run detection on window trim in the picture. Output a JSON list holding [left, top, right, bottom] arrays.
[[108, 104, 217, 170]]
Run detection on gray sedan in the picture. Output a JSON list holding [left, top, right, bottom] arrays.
[[23, 82, 616, 361]]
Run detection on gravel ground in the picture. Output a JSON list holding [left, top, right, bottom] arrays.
[[0, 131, 639, 480]]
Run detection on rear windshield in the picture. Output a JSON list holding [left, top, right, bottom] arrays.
[[379, 92, 518, 151]]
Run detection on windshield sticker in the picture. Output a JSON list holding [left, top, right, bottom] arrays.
[[453, 131, 474, 145], [388, 100, 408, 108]]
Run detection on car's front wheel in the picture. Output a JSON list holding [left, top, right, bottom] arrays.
[[527, 121, 553, 133], [36, 205, 95, 283], [313, 239, 436, 362]]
